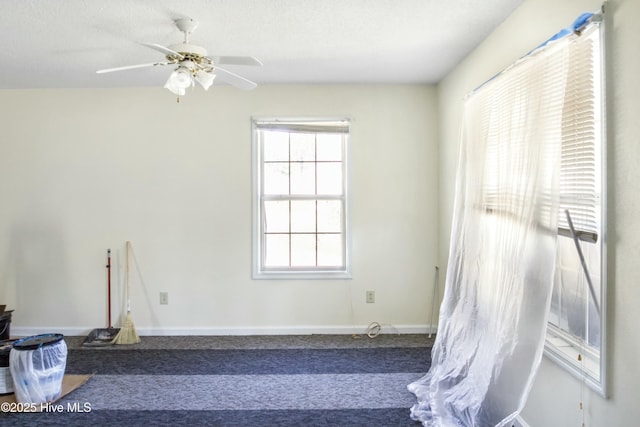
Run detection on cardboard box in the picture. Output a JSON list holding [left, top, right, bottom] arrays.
[[0, 374, 93, 412]]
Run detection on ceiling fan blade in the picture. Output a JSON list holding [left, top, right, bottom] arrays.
[[141, 42, 184, 59], [96, 62, 171, 74], [214, 66, 258, 90], [210, 56, 263, 66]]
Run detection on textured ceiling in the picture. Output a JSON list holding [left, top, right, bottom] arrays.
[[0, 0, 524, 89]]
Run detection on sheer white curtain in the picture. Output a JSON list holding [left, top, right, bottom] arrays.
[[407, 26, 578, 427]]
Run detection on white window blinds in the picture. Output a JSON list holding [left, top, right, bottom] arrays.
[[254, 120, 350, 134], [558, 22, 603, 242], [480, 19, 603, 243]]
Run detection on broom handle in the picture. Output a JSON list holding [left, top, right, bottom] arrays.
[[126, 241, 131, 313], [429, 266, 439, 338], [564, 210, 601, 318], [107, 249, 112, 328]]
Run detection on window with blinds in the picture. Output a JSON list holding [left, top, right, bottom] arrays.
[[479, 22, 602, 243], [546, 18, 606, 396], [252, 118, 351, 279], [474, 14, 606, 394]]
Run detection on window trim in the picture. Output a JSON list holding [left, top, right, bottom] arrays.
[[251, 117, 352, 280]]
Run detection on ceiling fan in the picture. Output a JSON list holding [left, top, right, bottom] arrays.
[[97, 18, 262, 97]]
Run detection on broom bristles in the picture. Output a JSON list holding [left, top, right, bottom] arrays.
[[112, 313, 140, 345]]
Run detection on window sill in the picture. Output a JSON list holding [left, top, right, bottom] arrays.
[[253, 269, 352, 280], [544, 326, 605, 397]]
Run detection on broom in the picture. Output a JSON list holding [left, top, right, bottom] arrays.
[[113, 241, 141, 345]]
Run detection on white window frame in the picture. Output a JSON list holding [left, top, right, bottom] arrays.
[[251, 117, 351, 280], [543, 14, 608, 398]]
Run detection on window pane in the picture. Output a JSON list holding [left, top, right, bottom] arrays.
[[290, 162, 316, 194], [263, 201, 289, 233], [265, 234, 289, 267], [290, 133, 315, 161], [264, 162, 289, 195], [318, 234, 343, 266], [558, 267, 587, 340], [588, 300, 600, 348], [291, 234, 316, 266], [316, 162, 343, 194], [291, 200, 316, 232], [317, 200, 342, 232], [316, 134, 343, 161], [263, 131, 289, 161], [551, 236, 601, 348]]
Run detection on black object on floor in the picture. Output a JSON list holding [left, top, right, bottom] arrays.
[[82, 328, 120, 347]]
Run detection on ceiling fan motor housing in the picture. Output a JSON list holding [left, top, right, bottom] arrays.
[[168, 43, 208, 58]]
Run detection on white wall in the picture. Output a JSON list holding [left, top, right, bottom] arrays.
[[438, 0, 640, 425], [0, 84, 439, 335]]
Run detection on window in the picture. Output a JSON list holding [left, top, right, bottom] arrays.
[[472, 12, 607, 395], [252, 118, 350, 279], [544, 16, 607, 397]]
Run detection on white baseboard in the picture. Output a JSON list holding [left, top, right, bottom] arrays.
[[11, 324, 433, 338], [513, 414, 530, 427]]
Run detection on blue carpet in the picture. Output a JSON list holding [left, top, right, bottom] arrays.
[[3, 408, 422, 427], [0, 336, 431, 426], [65, 347, 429, 375]]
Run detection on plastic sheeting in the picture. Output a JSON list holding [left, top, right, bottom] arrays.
[[10, 336, 67, 404], [407, 21, 582, 427]]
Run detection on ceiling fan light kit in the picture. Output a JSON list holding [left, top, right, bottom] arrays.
[[194, 70, 216, 90], [97, 17, 261, 100], [164, 67, 192, 96]]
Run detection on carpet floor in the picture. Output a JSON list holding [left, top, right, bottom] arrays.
[[0, 334, 433, 427]]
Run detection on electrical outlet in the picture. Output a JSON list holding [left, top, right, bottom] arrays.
[[366, 290, 375, 304], [160, 292, 169, 305]]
